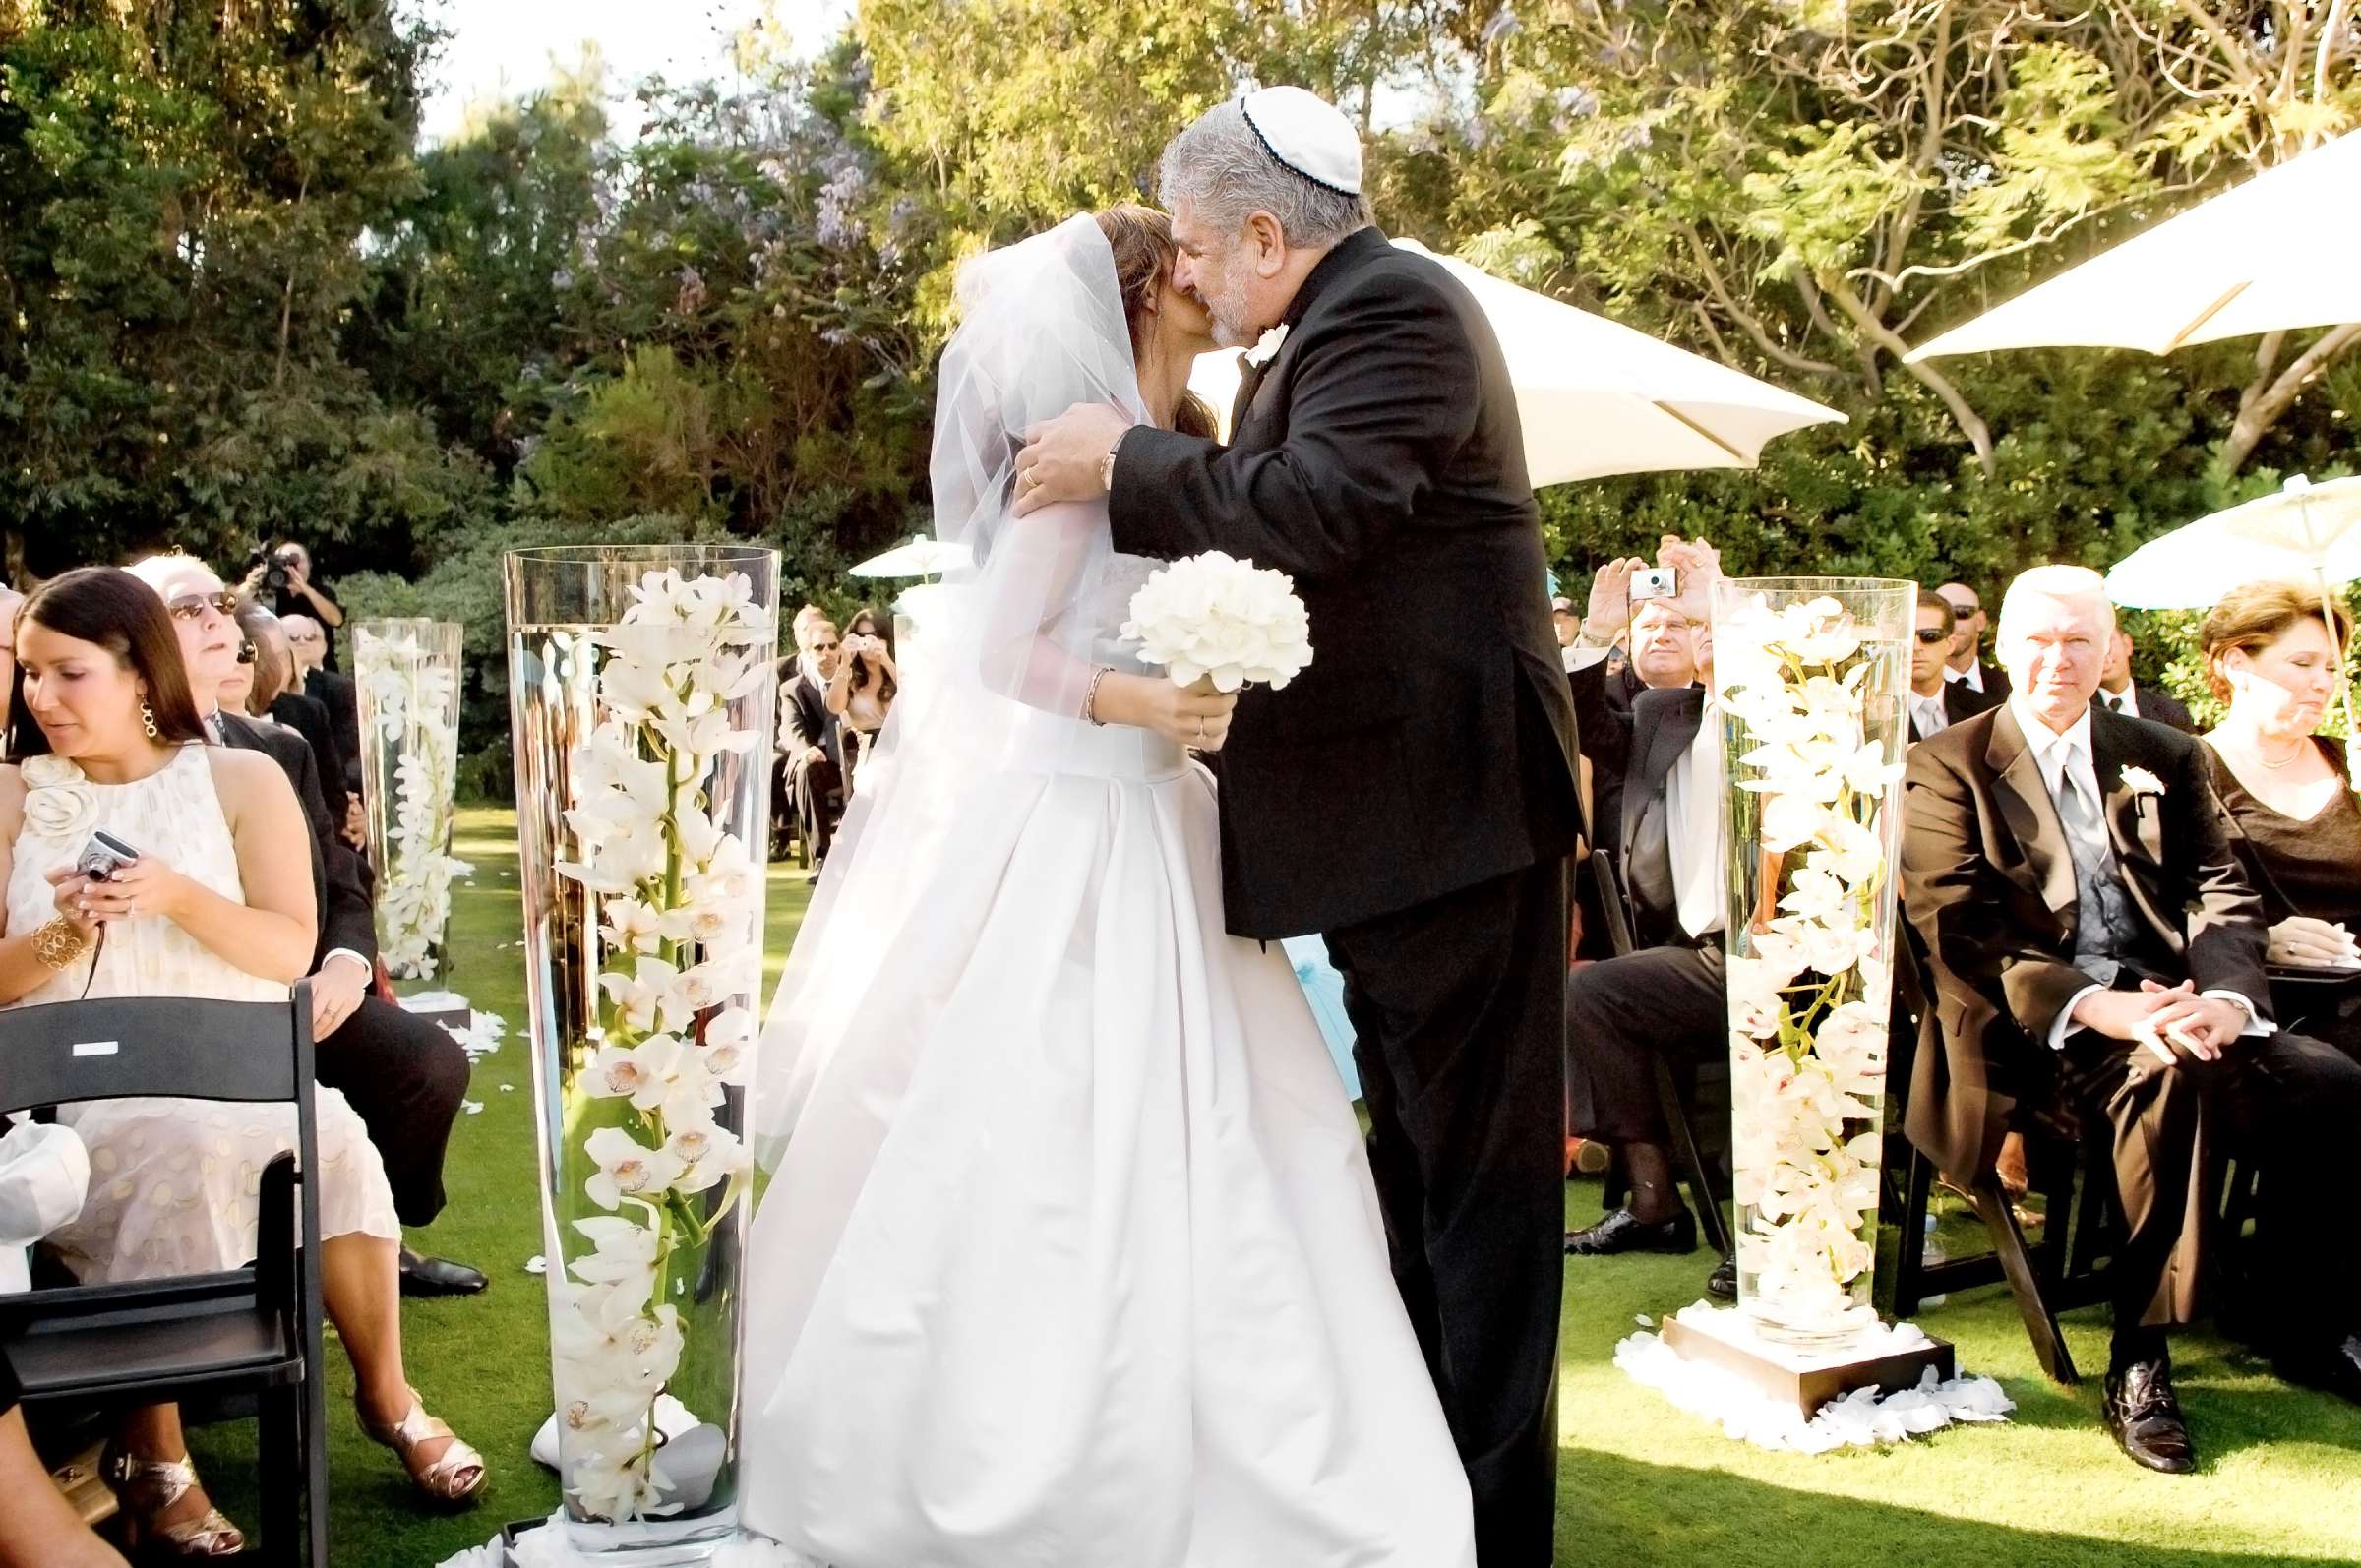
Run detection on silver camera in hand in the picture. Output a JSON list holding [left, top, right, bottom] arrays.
[[1629, 567, 1677, 602], [77, 830, 142, 884]]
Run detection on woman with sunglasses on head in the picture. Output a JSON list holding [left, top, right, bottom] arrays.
[[0, 569, 483, 1557]]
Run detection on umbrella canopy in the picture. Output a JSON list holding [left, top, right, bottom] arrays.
[[849, 535, 972, 580], [2105, 474, 2361, 610], [1908, 131, 2361, 362], [1187, 238, 1845, 487]]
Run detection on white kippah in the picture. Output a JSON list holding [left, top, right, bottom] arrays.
[[1239, 86, 1362, 198]]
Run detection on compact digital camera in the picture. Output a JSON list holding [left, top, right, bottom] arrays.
[[77, 829, 142, 884], [1629, 566, 1678, 602]]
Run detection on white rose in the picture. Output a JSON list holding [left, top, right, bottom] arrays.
[[22, 770, 100, 841]]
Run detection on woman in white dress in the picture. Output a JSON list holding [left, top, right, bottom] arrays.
[[0, 569, 485, 1556], [738, 211, 1477, 1567]]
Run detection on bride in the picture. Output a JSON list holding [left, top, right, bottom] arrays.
[[738, 209, 1477, 1567]]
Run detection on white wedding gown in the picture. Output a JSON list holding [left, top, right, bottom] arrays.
[[738, 578, 1476, 1568]]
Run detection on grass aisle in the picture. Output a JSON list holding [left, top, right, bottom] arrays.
[[193, 809, 2357, 1565]]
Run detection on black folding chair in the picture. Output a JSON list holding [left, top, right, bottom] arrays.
[[0, 986, 329, 1565], [1586, 849, 1732, 1257]]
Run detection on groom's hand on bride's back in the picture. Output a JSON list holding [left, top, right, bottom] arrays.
[[1012, 403, 1136, 515]]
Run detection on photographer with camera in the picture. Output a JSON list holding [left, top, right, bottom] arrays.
[[243, 541, 345, 672], [825, 608, 899, 788]]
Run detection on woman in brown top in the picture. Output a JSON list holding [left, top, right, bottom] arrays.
[[2199, 580, 2361, 1055]]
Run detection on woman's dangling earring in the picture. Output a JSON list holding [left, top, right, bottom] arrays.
[[141, 701, 159, 740]]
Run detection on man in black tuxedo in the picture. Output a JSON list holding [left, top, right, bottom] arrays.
[[131, 557, 485, 1297], [2095, 628, 2196, 732], [1015, 89, 1580, 1564], [1936, 579, 2011, 703], [285, 611, 362, 790], [1559, 550, 1732, 1300], [1908, 590, 2000, 743], [776, 617, 848, 865], [1902, 566, 2361, 1472], [240, 603, 350, 828]]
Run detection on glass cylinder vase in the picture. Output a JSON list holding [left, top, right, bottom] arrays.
[[1711, 577, 1913, 1351], [505, 545, 779, 1562], [352, 620, 469, 982]]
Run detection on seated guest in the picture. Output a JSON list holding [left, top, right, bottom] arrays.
[[235, 603, 350, 831], [1908, 590, 1996, 742], [1902, 565, 2361, 1473], [2198, 581, 2361, 1055], [1551, 595, 1581, 670], [2095, 627, 2194, 731], [1935, 579, 2009, 700], [126, 558, 482, 1304], [779, 613, 849, 865], [1561, 544, 1732, 1295], [2, 569, 485, 1552], [280, 612, 359, 788]]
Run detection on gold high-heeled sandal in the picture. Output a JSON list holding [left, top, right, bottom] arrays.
[[358, 1389, 488, 1506], [101, 1444, 245, 1558]]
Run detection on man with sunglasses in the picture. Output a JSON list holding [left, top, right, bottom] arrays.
[[1910, 590, 1999, 742], [127, 556, 486, 1298], [778, 613, 850, 867]]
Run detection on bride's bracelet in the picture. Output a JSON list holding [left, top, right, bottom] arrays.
[[31, 916, 90, 970], [1082, 666, 1112, 727]]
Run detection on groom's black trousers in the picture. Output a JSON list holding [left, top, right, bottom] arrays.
[[1328, 857, 1566, 1568]]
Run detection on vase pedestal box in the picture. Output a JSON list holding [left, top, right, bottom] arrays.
[[1662, 1307, 1954, 1419]]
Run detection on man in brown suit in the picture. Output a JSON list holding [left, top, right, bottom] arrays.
[[1902, 566, 2361, 1473]]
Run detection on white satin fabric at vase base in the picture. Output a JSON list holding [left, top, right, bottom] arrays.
[[739, 739, 1475, 1568]]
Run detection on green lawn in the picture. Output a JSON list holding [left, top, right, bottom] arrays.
[[186, 808, 2359, 1565]]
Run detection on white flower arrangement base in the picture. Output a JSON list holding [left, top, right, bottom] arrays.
[[1618, 1301, 2013, 1454]]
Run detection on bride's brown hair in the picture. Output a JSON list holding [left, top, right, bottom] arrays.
[[1096, 205, 1220, 440]]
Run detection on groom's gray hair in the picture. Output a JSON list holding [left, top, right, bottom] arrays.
[[1158, 101, 1373, 249]]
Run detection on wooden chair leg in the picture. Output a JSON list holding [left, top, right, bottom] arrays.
[[1655, 1055, 1731, 1257], [1972, 1176, 2079, 1385]]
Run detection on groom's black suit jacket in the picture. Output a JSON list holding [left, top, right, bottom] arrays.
[[1111, 227, 1582, 938], [1898, 703, 2270, 1181]]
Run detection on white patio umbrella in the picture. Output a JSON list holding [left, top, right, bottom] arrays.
[[1908, 130, 2361, 361], [2106, 474, 2361, 764], [1188, 238, 1845, 487], [849, 534, 971, 580]]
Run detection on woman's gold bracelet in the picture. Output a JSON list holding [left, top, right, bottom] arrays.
[[1082, 665, 1112, 727], [31, 917, 90, 971]]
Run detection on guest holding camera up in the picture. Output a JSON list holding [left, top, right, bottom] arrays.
[[242, 541, 344, 671], [2198, 581, 2361, 1056], [1560, 540, 1735, 1300], [125, 557, 482, 1304], [827, 610, 899, 788], [0, 568, 484, 1552]]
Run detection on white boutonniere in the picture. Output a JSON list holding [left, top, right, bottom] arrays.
[[1242, 324, 1289, 369], [2118, 765, 2166, 798]]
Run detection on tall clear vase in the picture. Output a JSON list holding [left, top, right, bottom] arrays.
[[352, 619, 468, 981], [1710, 577, 1913, 1352], [505, 545, 779, 1563]]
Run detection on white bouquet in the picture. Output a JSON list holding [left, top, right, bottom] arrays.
[[1121, 550, 1313, 693]]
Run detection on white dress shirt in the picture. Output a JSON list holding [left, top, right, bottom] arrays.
[[1663, 705, 1725, 939], [2008, 697, 2267, 1050], [1946, 660, 1988, 694], [2098, 685, 2140, 718], [1909, 689, 1950, 740]]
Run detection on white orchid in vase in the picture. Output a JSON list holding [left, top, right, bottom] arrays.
[[1714, 587, 1909, 1346], [354, 627, 472, 979], [544, 569, 771, 1522]]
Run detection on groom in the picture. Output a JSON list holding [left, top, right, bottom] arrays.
[[1017, 88, 1580, 1564]]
